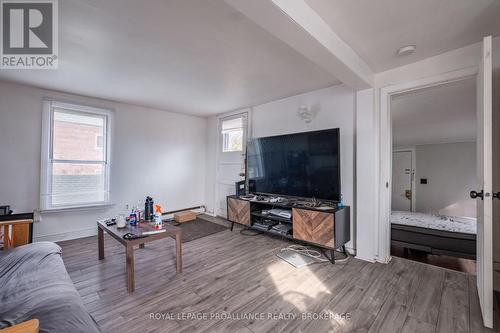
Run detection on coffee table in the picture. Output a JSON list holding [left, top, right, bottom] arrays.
[[97, 220, 182, 293]]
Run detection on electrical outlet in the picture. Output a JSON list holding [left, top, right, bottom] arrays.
[[34, 210, 42, 223]]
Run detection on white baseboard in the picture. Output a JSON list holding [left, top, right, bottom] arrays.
[[34, 227, 97, 243], [355, 254, 377, 263], [376, 255, 392, 264], [343, 246, 355, 256], [203, 211, 217, 217]]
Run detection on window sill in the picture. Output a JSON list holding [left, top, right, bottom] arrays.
[[41, 203, 114, 214]]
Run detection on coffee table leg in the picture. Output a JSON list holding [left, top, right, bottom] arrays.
[[126, 244, 135, 292], [98, 226, 104, 260], [176, 233, 182, 273]]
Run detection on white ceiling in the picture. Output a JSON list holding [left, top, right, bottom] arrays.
[[2, 0, 499, 116], [0, 0, 339, 116], [391, 78, 476, 147], [306, 0, 500, 72]]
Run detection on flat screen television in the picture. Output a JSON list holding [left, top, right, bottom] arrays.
[[246, 128, 340, 201]]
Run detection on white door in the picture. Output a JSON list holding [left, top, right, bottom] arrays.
[[391, 151, 413, 211], [493, 62, 500, 295], [474, 36, 493, 328], [216, 113, 248, 217]]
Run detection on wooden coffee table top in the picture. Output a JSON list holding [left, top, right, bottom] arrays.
[[97, 219, 183, 293], [97, 220, 182, 246]]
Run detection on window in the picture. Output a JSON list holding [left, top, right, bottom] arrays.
[[40, 101, 113, 210], [95, 135, 104, 148], [221, 117, 244, 152]]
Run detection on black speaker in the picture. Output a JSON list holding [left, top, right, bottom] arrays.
[[235, 181, 246, 197]]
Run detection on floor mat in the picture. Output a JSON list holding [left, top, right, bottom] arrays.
[[167, 218, 228, 243]]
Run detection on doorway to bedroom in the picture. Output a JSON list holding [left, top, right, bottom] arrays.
[[390, 78, 477, 274]]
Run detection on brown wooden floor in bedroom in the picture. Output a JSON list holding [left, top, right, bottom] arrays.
[[58, 225, 498, 333], [391, 245, 477, 275]]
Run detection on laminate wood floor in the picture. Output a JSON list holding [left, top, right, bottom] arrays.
[[58, 226, 498, 333], [391, 245, 477, 275]]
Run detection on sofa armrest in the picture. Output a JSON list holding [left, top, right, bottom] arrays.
[[0, 320, 39, 333]]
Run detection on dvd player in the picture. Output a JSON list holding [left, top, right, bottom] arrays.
[[267, 209, 292, 219], [253, 218, 278, 230], [271, 223, 292, 235]]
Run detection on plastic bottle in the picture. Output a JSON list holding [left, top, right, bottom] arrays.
[[136, 200, 142, 221], [145, 197, 154, 221], [154, 204, 162, 229], [338, 194, 345, 208]]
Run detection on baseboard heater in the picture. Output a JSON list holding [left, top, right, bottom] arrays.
[[161, 205, 206, 216]]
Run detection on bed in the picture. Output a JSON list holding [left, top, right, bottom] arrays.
[[391, 211, 477, 260]]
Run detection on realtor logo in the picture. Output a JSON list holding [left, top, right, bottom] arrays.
[[1, 0, 58, 69]]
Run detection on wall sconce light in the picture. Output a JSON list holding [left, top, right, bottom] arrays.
[[298, 105, 314, 123]]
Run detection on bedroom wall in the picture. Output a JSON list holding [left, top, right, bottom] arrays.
[[414, 142, 476, 218], [0, 80, 207, 242]]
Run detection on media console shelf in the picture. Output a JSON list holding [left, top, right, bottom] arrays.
[[226, 195, 350, 263]]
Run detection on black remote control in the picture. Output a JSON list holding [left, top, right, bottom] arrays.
[[123, 233, 148, 240]]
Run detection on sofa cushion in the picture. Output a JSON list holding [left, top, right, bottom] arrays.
[[0, 242, 101, 333]]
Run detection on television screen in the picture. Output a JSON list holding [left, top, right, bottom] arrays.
[[246, 128, 340, 201]]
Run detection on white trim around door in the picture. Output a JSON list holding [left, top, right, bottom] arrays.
[[377, 66, 478, 264], [392, 147, 416, 212], [214, 109, 252, 218]]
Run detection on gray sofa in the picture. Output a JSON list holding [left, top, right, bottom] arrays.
[[0, 242, 101, 333]]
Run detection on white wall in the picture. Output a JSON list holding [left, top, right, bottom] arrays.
[[413, 142, 476, 218], [355, 88, 377, 262], [206, 84, 357, 250], [0, 81, 207, 242], [204, 115, 218, 215], [375, 37, 500, 88], [253, 85, 356, 250]]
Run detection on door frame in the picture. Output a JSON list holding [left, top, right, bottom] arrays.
[[392, 147, 416, 212], [377, 66, 478, 264], [214, 108, 252, 218]]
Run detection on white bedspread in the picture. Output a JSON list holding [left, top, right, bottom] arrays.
[[391, 211, 476, 234]]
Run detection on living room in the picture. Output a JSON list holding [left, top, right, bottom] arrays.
[[1, 1, 500, 332]]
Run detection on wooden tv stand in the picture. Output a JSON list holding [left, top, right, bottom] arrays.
[[226, 195, 350, 263]]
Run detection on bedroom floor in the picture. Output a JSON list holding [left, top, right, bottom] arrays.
[[58, 225, 497, 333], [391, 245, 477, 275]]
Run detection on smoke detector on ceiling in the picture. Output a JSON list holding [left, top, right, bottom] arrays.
[[397, 45, 416, 56]]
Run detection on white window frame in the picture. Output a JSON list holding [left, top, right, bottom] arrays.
[[95, 134, 104, 149], [40, 100, 113, 211], [219, 114, 248, 155], [221, 115, 246, 153]]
